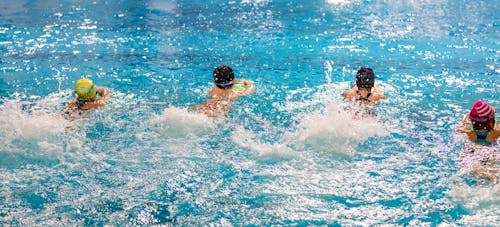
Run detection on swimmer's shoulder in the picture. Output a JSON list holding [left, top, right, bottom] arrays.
[[369, 92, 385, 101], [209, 87, 234, 99], [208, 87, 217, 98], [66, 98, 77, 106], [372, 84, 385, 100], [487, 128, 500, 142], [342, 89, 357, 99]]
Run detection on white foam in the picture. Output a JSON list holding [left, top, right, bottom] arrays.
[[276, 83, 346, 113], [232, 82, 388, 160], [283, 101, 388, 153], [230, 98, 388, 162], [147, 106, 215, 138], [326, 0, 352, 4], [149, 0, 177, 13], [0, 97, 72, 152], [449, 181, 500, 208], [241, 0, 271, 5], [232, 126, 296, 163], [448, 177, 500, 224], [37, 141, 62, 153]]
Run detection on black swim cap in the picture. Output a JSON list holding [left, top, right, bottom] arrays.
[[356, 67, 375, 88], [213, 65, 234, 89]]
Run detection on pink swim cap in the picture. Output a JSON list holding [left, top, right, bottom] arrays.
[[469, 100, 495, 121]]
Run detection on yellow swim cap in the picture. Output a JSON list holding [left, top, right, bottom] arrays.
[[74, 78, 96, 101]]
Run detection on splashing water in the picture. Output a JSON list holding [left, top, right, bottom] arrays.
[[0, 94, 73, 153], [147, 106, 216, 138], [283, 101, 389, 154]]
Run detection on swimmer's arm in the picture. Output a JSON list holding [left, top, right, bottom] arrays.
[[342, 90, 356, 100], [372, 84, 385, 99], [96, 88, 110, 104], [82, 102, 105, 109], [82, 88, 110, 109], [456, 114, 480, 142], [343, 83, 359, 99], [371, 92, 385, 101], [208, 87, 217, 98], [66, 99, 77, 106], [373, 84, 383, 93], [456, 114, 470, 133], [341, 90, 349, 99], [64, 99, 78, 111], [488, 129, 500, 143], [239, 79, 255, 95]]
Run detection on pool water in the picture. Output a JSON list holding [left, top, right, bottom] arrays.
[[1, 0, 499, 225]]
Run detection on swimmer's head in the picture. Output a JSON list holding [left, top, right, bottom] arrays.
[[469, 100, 496, 130], [213, 65, 234, 89], [74, 78, 96, 101], [356, 67, 375, 89]]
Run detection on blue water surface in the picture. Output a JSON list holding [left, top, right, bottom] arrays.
[[1, 0, 499, 225]]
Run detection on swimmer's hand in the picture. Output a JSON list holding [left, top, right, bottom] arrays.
[[96, 88, 110, 105], [456, 114, 470, 133], [235, 79, 255, 95]]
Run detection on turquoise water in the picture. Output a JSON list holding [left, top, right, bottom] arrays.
[[1, 0, 499, 225]]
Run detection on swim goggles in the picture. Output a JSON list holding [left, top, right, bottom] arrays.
[[215, 80, 233, 88]]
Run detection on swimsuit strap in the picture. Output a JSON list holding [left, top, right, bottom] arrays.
[[356, 90, 372, 101], [215, 81, 233, 89], [475, 130, 489, 139], [474, 130, 492, 145]]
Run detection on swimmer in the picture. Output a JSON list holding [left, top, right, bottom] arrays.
[[456, 100, 500, 182], [342, 67, 385, 103], [457, 100, 500, 145], [195, 65, 255, 117], [458, 144, 499, 183], [63, 78, 110, 118]]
